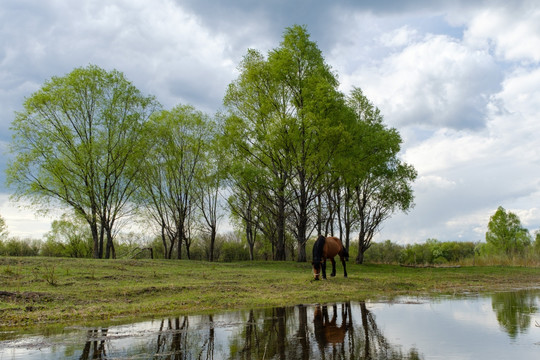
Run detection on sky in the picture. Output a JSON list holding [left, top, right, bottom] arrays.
[[1, 0, 540, 244]]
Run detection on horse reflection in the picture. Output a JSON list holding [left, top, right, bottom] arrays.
[[313, 303, 352, 349]]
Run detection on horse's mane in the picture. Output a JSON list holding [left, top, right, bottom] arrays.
[[312, 235, 325, 262]]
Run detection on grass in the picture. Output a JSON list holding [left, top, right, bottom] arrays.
[[1, 256, 539, 330]]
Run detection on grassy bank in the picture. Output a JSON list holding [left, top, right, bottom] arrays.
[[1, 256, 539, 329]]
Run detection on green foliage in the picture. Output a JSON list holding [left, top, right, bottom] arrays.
[[0, 214, 8, 240], [0, 237, 40, 256], [398, 239, 476, 265], [363, 240, 403, 264], [219, 242, 250, 262], [137, 104, 214, 260], [42, 213, 93, 258], [7, 64, 160, 259], [485, 206, 531, 256]]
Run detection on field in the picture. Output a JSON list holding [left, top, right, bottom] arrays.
[[1, 256, 539, 329]]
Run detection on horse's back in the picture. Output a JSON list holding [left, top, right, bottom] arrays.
[[324, 236, 343, 258]]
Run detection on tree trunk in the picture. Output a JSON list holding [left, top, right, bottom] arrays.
[[296, 209, 308, 262], [90, 222, 99, 259], [209, 226, 216, 261], [356, 250, 364, 264], [275, 195, 287, 261], [105, 227, 115, 259], [98, 225, 105, 259], [161, 225, 168, 259], [177, 223, 183, 260]]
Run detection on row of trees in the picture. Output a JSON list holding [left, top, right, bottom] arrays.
[[2, 205, 539, 263], [6, 25, 416, 262]]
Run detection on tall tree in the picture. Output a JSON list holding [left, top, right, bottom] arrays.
[[224, 48, 292, 260], [224, 25, 350, 261], [196, 128, 226, 262], [137, 105, 211, 259], [269, 25, 350, 262], [485, 206, 531, 256], [7, 65, 159, 258], [343, 88, 417, 264]]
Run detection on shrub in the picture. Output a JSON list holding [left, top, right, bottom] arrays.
[[0, 237, 40, 256], [219, 241, 250, 262]]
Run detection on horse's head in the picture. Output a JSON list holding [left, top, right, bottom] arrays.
[[312, 260, 321, 280]]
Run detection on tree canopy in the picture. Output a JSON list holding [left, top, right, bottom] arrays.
[[7, 65, 160, 258], [485, 206, 531, 256], [7, 26, 417, 262]]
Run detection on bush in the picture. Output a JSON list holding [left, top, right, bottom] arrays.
[[0, 237, 40, 256], [219, 241, 250, 262], [364, 240, 403, 264]]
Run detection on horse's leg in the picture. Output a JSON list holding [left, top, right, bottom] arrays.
[[341, 255, 348, 278], [330, 258, 336, 277], [322, 259, 327, 279]]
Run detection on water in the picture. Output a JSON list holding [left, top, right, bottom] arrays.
[[1, 289, 539, 359]]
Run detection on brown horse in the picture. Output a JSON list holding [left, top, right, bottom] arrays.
[[313, 303, 352, 347], [312, 235, 348, 280]]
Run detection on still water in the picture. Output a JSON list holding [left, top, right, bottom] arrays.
[[1, 290, 539, 359]]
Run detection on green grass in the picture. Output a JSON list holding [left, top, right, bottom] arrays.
[[1, 256, 539, 329]]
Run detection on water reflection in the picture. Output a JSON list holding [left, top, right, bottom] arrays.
[[1, 290, 540, 359], [491, 289, 538, 338]]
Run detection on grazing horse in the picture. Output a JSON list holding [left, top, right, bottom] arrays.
[[312, 235, 348, 280], [313, 303, 352, 348]]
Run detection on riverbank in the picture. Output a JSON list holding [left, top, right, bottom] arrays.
[[1, 256, 539, 329]]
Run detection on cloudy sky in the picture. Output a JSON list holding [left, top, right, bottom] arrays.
[[1, 0, 539, 244]]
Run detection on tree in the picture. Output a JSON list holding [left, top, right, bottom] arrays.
[[7, 65, 159, 258], [227, 164, 262, 261], [0, 214, 8, 240], [224, 25, 350, 261], [269, 25, 350, 262], [342, 88, 416, 264], [224, 48, 292, 260], [485, 206, 531, 256], [196, 121, 226, 262], [137, 105, 211, 259], [43, 213, 93, 258]]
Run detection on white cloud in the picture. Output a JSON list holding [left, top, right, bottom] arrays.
[[359, 33, 501, 130], [0, 194, 56, 239], [379, 26, 420, 47], [462, 3, 540, 63]]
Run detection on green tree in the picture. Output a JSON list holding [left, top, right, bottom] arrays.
[[343, 88, 416, 264], [7, 65, 159, 258], [224, 25, 350, 261], [137, 105, 211, 259], [43, 213, 93, 258], [196, 124, 226, 262], [224, 48, 292, 260], [0, 214, 8, 240], [485, 206, 531, 256]]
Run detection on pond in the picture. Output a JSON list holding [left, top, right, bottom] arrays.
[[1, 289, 539, 359]]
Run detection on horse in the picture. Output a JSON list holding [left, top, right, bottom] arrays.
[[313, 303, 352, 347], [312, 235, 348, 280]]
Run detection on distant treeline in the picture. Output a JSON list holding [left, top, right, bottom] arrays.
[[3, 234, 540, 266]]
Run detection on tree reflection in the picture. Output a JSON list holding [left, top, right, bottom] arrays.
[[492, 290, 539, 338], [228, 302, 422, 359], [79, 328, 108, 360], [75, 303, 424, 359]]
